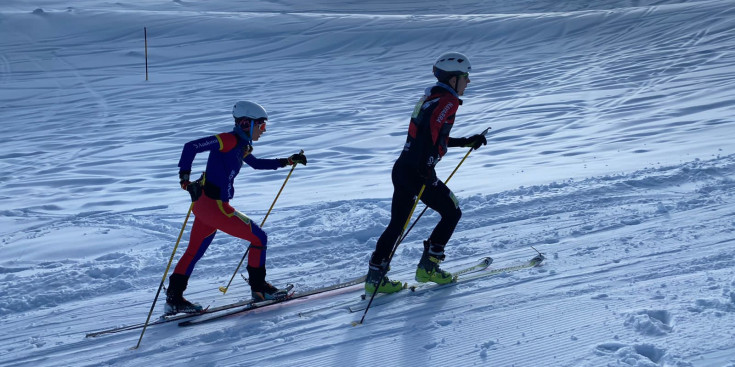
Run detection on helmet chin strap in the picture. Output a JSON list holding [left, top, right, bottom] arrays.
[[233, 118, 253, 143], [445, 76, 459, 93]]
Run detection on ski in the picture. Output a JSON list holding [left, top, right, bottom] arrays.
[[439, 252, 545, 286], [178, 274, 367, 327], [439, 255, 493, 281], [348, 253, 544, 313], [86, 303, 238, 338], [356, 256, 492, 302], [295, 256, 493, 319], [85, 275, 362, 338], [87, 274, 263, 338]]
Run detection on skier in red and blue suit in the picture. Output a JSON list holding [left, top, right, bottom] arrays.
[[165, 100, 307, 315]]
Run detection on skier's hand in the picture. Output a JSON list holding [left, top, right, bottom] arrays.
[[179, 170, 191, 190], [465, 134, 487, 150], [186, 180, 202, 202], [287, 153, 307, 166]]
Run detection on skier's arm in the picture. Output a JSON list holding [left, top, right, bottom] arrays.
[[179, 135, 225, 171], [426, 95, 460, 162], [244, 152, 307, 170], [177, 133, 235, 189], [447, 135, 486, 150], [243, 154, 283, 170], [428, 97, 458, 146]]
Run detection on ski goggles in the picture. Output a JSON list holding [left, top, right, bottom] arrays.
[[245, 118, 266, 132]]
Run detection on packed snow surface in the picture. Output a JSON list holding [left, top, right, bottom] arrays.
[[1, 0, 734, 366]]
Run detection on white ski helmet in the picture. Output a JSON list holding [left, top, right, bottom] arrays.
[[433, 52, 472, 80], [232, 101, 268, 121]]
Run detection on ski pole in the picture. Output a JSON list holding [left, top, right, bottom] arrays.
[[134, 202, 194, 349], [399, 127, 490, 244], [355, 185, 426, 326], [218, 150, 303, 295]]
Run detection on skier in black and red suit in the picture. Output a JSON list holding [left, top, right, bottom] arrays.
[[365, 52, 487, 294]]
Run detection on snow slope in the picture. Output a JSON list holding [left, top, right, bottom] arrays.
[[1, 0, 734, 366]]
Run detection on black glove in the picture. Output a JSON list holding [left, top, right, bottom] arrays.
[[280, 153, 307, 167], [180, 171, 203, 202], [186, 180, 202, 202], [448, 135, 487, 150], [465, 134, 487, 150], [179, 170, 191, 190]]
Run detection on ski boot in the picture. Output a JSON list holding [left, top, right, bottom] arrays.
[[415, 241, 454, 284], [247, 266, 290, 302], [165, 273, 204, 315], [365, 261, 404, 294]]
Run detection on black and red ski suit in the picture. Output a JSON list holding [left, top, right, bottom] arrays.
[[370, 82, 468, 265]]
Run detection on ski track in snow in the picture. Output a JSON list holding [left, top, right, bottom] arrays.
[[1, 0, 735, 366], [2, 155, 734, 366]]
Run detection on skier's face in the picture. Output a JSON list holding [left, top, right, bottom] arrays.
[[252, 120, 266, 141], [455, 73, 470, 96]]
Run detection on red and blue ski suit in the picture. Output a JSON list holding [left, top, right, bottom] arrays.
[[172, 131, 283, 277]]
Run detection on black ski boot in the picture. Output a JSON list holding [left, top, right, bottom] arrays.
[[164, 273, 204, 315], [246, 266, 289, 302]]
